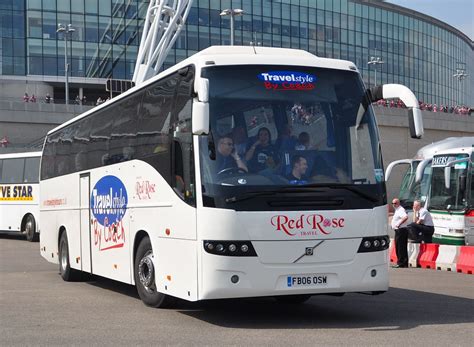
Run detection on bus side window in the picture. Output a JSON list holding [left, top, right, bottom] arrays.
[[24, 157, 40, 183], [171, 66, 195, 205], [1, 158, 25, 184], [173, 140, 185, 197], [138, 75, 179, 184]]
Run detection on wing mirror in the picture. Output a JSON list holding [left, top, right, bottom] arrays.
[[192, 78, 209, 135], [368, 84, 423, 139]]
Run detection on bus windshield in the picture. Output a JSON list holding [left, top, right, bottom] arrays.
[[199, 65, 384, 211], [398, 161, 431, 209], [430, 154, 471, 211]]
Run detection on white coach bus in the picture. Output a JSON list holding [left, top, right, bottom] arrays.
[[40, 46, 423, 307], [0, 151, 41, 241], [386, 137, 474, 245], [430, 145, 474, 245], [386, 137, 473, 211]]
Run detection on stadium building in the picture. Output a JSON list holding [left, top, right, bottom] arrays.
[[0, 0, 472, 105]]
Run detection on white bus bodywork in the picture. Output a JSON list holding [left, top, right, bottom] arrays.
[[430, 146, 474, 245], [40, 46, 422, 306], [0, 151, 41, 241], [386, 137, 474, 245]]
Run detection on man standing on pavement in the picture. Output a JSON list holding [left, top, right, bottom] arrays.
[[391, 198, 409, 268], [407, 200, 435, 243]]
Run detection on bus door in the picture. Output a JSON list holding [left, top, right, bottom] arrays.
[[79, 173, 91, 273], [88, 173, 131, 283]]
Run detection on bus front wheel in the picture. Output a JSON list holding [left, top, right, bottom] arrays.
[[134, 236, 174, 308], [24, 215, 38, 242], [59, 231, 81, 281]]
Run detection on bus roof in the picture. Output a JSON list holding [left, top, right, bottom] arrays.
[[46, 46, 359, 137], [0, 151, 42, 159], [432, 145, 474, 157], [414, 137, 474, 160]]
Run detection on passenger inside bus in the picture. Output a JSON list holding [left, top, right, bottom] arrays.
[[216, 135, 248, 174], [286, 155, 309, 185], [295, 132, 312, 150], [275, 124, 297, 151], [231, 125, 248, 158], [245, 127, 279, 173]]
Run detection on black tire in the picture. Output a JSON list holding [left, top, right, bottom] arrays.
[[275, 294, 312, 304], [59, 231, 81, 281], [25, 215, 39, 242], [134, 236, 175, 308]]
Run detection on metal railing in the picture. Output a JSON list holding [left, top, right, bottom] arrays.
[[3, 96, 97, 107]]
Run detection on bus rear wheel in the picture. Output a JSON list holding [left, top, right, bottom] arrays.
[[24, 215, 38, 242], [134, 236, 174, 308], [59, 231, 81, 281]]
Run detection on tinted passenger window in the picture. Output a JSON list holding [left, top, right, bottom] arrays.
[[24, 157, 40, 183], [137, 73, 179, 183], [1, 158, 25, 184], [40, 68, 193, 182], [172, 67, 195, 205]]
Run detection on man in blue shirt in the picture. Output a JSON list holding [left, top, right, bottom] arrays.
[[216, 135, 248, 174], [287, 155, 308, 185]]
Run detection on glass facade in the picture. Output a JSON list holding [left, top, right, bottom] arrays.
[[0, 0, 472, 105]]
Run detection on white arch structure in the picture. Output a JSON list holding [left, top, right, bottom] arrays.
[[133, 0, 193, 84]]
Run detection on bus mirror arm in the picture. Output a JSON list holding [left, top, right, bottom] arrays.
[[192, 101, 210, 135], [415, 158, 432, 184], [195, 78, 209, 103], [444, 167, 451, 189], [368, 84, 424, 139], [385, 159, 412, 181], [442, 158, 471, 189]]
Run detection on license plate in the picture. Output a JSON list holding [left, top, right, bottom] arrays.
[[287, 275, 328, 288]]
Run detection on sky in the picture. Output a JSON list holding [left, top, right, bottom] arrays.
[[386, 0, 474, 40]]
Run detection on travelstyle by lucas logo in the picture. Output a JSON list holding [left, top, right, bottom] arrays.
[[258, 71, 316, 91], [91, 175, 128, 251]]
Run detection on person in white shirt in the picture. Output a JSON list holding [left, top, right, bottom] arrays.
[[391, 198, 409, 268], [407, 200, 435, 243]]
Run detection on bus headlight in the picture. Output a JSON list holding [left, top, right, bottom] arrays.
[[203, 241, 257, 257], [358, 236, 390, 253]]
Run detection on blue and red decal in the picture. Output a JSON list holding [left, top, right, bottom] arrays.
[[258, 71, 316, 91], [91, 175, 128, 251]]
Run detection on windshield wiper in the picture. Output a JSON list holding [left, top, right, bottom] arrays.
[[300, 183, 380, 203], [225, 187, 326, 203], [225, 184, 378, 204], [225, 190, 278, 203]]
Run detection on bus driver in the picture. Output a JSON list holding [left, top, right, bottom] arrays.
[[216, 135, 248, 174]]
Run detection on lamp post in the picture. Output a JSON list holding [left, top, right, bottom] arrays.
[[220, 9, 244, 46], [453, 64, 468, 104], [57, 23, 75, 105], [367, 56, 384, 86]]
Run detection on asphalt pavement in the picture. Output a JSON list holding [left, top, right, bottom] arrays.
[[1, 234, 473, 346]]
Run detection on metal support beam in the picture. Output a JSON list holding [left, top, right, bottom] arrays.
[[133, 0, 193, 85]]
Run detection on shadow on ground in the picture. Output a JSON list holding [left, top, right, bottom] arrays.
[[85, 274, 473, 331], [0, 233, 27, 241]]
